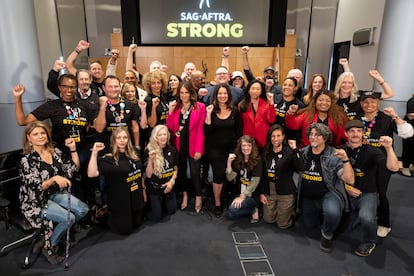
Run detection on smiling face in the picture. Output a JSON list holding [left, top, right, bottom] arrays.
[[315, 94, 332, 113], [340, 76, 354, 98], [216, 87, 229, 105], [360, 97, 380, 115], [103, 78, 121, 101], [90, 62, 103, 80], [214, 67, 230, 84], [169, 75, 180, 90], [77, 71, 92, 92], [271, 129, 285, 150], [124, 71, 137, 85], [179, 85, 192, 104], [156, 127, 169, 147], [241, 140, 253, 158], [122, 84, 136, 102], [249, 82, 262, 100], [282, 78, 296, 99], [309, 129, 324, 148], [27, 127, 49, 148], [312, 76, 324, 93], [59, 77, 77, 102]]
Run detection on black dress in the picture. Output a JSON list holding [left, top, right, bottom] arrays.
[[99, 153, 145, 234]]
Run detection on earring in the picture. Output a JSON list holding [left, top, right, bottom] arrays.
[[28, 141, 32, 147]]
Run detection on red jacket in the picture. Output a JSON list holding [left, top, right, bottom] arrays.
[[285, 111, 347, 147], [240, 98, 276, 148], [167, 102, 206, 158]]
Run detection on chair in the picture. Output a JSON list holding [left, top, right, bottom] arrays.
[[0, 149, 40, 268]]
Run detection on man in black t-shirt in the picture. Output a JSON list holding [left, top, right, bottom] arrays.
[[299, 123, 354, 253], [342, 120, 399, 257]]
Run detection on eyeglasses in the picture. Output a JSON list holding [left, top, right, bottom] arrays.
[[192, 77, 205, 81], [215, 72, 228, 76], [59, 84, 77, 91], [309, 133, 322, 138]]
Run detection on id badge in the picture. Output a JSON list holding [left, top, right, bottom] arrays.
[[130, 182, 138, 192], [70, 129, 81, 143]]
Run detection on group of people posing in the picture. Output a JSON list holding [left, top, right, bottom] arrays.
[[12, 41, 414, 264]]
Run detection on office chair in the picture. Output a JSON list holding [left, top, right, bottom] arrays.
[[0, 149, 41, 268]]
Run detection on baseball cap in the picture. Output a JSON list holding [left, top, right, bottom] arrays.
[[263, 66, 275, 73], [345, 119, 364, 131], [231, 71, 244, 80], [359, 90, 382, 101]]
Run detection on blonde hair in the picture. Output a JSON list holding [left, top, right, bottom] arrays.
[[121, 82, 137, 103], [107, 127, 139, 165], [22, 121, 54, 154], [146, 125, 170, 177], [334, 72, 359, 103]]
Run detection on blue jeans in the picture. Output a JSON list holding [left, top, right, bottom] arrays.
[[302, 192, 343, 240], [42, 191, 89, 246], [148, 191, 177, 222], [228, 197, 257, 219], [349, 192, 379, 244]]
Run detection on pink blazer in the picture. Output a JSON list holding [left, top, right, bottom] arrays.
[[166, 102, 206, 158]]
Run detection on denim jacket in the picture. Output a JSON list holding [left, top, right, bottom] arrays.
[[298, 145, 349, 213]]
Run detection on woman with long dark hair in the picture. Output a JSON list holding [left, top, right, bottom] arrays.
[[167, 81, 206, 213], [226, 135, 262, 223], [260, 125, 305, 228], [239, 80, 275, 149], [205, 83, 243, 217]]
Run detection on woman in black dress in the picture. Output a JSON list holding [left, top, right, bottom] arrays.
[[88, 127, 146, 235], [204, 83, 242, 217]]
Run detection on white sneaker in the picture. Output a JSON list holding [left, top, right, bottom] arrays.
[[401, 168, 412, 177], [377, 226, 391, 237]]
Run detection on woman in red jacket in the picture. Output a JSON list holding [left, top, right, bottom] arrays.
[[239, 80, 276, 150], [167, 81, 206, 213], [285, 90, 347, 147]]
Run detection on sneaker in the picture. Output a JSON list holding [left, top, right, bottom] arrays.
[[377, 226, 391, 237], [320, 236, 333, 253], [400, 168, 412, 177], [354, 243, 376, 257]]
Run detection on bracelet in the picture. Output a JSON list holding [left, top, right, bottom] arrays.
[[222, 55, 229, 58], [392, 116, 399, 120], [70, 150, 77, 153], [342, 159, 350, 163], [74, 48, 81, 54], [379, 80, 385, 85]]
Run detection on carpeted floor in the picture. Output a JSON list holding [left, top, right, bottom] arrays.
[[0, 173, 413, 276]]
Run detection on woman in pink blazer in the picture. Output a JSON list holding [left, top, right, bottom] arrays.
[[167, 81, 206, 213]]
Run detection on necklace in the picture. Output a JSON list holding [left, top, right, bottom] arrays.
[[346, 145, 361, 165], [361, 115, 376, 139], [107, 100, 125, 123]]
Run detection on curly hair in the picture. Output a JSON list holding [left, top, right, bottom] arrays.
[[146, 125, 170, 177], [232, 135, 260, 172], [298, 90, 347, 126], [142, 70, 169, 94]]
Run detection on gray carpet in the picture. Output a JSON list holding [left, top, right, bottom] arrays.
[[0, 173, 413, 276]]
